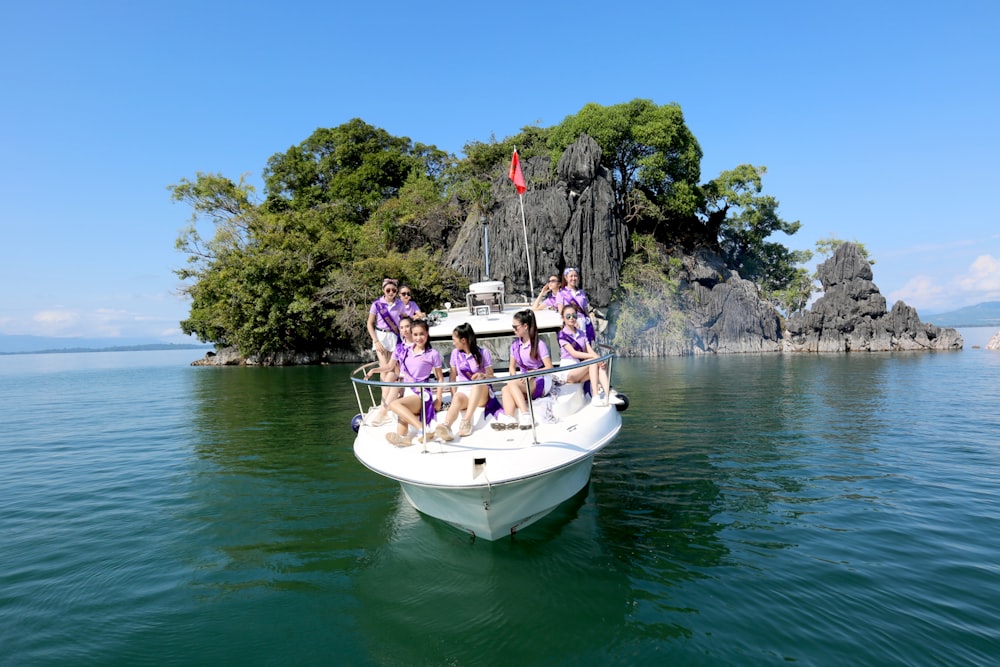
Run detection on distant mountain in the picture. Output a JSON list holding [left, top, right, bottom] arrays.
[[0, 334, 212, 354], [922, 301, 1000, 327]]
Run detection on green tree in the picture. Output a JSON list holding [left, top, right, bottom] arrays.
[[771, 266, 815, 318], [172, 123, 463, 359], [261, 118, 451, 221], [815, 236, 875, 264], [700, 164, 809, 294], [547, 99, 702, 227]]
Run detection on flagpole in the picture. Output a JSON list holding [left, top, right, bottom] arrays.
[[508, 147, 534, 296], [518, 192, 534, 295]]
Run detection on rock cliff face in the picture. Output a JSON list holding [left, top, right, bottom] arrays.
[[784, 243, 963, 352], [987, 331, 1000, 351], [445, 135, 627, 307], [676, 249, 784, 354]]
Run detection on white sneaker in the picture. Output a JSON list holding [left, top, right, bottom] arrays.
[[518, 414, 533, 430], [590, 396, 607, 407], [368, 411, 392, 426], [609, 389, 625, 406]]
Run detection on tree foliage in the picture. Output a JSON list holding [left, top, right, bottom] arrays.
[[548, 99, 702, 227], [611, 233, 686, 355], [700, 164, 810, 297], [171, 121, 465, 359], [815, 236, 874, 264]]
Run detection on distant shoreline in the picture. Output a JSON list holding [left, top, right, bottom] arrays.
[[0, 344, 213, 356]]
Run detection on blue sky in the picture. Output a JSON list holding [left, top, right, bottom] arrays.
[[2, 1, 997, 341]]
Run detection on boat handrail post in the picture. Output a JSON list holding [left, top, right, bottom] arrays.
[[524, 376, 540, 444]]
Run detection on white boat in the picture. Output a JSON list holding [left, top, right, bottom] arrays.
[[350, 280, 628, 541]]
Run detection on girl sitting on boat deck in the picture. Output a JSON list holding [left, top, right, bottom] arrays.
[[398, 285, 425, 320], [557, 304, 612, 406], [532, 274, 561, 311], [366, 319, 444, 447], [498, 309, 553, 430], [435, 323, 499, 441], [556, 267, 596, 343], [365, 315, 413, 426]]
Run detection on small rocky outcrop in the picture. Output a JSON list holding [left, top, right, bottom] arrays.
[[190, 346, 361, 366], [445, 134, 627, 307], [679, 249, 784, 354], [987, 331, 1000, 351], [784, 243, 963, 352]]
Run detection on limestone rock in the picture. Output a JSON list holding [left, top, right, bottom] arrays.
[[679, 249, 784, 354], [987, 330, 1000, 351], [784, 242, 963, 352], [445, 134, 627, 308]]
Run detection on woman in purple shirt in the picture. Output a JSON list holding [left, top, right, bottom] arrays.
[[367, 278, 404, 366], [383, 320, 444, 447], [398, 285, 425, 320], [365, 316, 414, 426], [435, 323, 497, 440], [532, 274, 561, 311], [557, 304, 612, 406], [499, 309, 553, 429], [556, 267, 596, 343]]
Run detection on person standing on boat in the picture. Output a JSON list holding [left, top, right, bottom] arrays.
[[367, 278, 404, 367], [556, 267, 596, 343], [556, 304, 612, 406], [365, 315, 414, 426], [436, 323, 498, 441], [383, 320, 444, 447], [398, 285, 425, 320], [499, 309, 553, 429], [532, 274, 561, 311]]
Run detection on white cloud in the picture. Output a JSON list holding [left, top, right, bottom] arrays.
[[955, 254, 1000, 295], [32, 309, 80, 334], [889, 275, 948, 311], [891, 254, 1000, 312]]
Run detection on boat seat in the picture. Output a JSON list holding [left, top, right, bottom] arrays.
[[545, 381, 587, 419]]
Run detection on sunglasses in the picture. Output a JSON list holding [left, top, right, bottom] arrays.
[[384, 287, 397, 293], [400, 291, 411, 296], [564, 313, 578, 320]]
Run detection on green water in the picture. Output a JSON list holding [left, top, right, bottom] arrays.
[[2, 347, 999, 665]]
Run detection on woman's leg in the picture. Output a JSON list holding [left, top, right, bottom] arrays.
[[388, 393, 423, 433], [444, 392, 469, 427]]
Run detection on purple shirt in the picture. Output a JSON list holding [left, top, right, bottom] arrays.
[[557, 287, 590, 315], [538, 294, 558, 309], [558, 327, 589, 362], [394, 346, 442, 383], [369, 296, 404, 331], [450, 348, 494, 381], [400, 300, 422, 318], [511, 338, 550, 372]]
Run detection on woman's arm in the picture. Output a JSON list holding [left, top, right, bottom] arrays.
[[366, 311, 385, 356], [434, 366, 445, 403]]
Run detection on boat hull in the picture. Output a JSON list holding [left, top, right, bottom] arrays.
[[398, 454, 597, 540]]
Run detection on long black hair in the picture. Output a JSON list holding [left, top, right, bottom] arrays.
[[513, 309, 540, 361], [454, 322, 483, 367]]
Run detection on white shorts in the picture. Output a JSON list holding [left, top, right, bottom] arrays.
[[554, 358, 579, 384], [373, 329, 396, 352]]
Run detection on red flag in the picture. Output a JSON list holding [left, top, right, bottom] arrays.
[[508, 149, 526, 195]]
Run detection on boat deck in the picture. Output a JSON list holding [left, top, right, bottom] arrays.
[[353, 397, 621, 489]]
